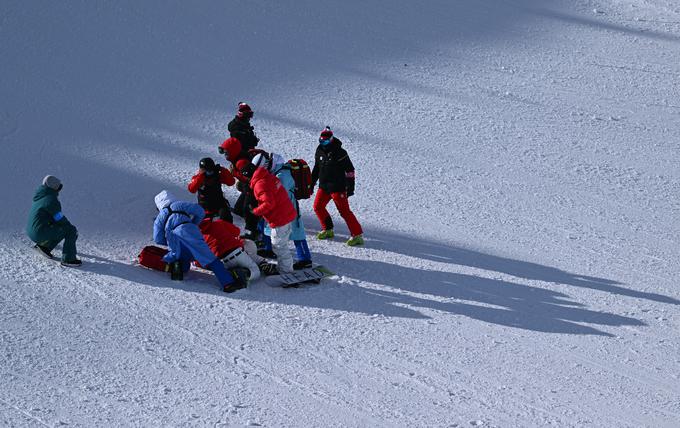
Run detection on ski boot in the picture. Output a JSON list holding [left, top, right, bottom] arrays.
[[346, 234, 364, 247], [293, 260, 313, 270], [316, 229, 334, 240], [61, 258, 82, 267], [223, 267, 249, 293]]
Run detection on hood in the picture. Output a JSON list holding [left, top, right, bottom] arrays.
[[33, 185, 57, 202], [154, 190, 177, 211], [269, 153, 286, 173]]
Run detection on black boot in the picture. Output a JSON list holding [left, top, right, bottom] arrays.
[[170, 261, 183, 280], [293, 260, 313, 270]]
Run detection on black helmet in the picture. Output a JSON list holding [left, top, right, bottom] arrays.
[[199, 157, 216, 170]]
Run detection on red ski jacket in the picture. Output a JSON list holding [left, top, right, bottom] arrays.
[[199, 218, 243, 259], [187, 167, 235, 193], [249, 167, 296, 228]]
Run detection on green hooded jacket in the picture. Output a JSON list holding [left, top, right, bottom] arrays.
[[26, 185, 71, 241]]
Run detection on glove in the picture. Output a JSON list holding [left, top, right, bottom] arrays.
[[346, 179, 355, 197]]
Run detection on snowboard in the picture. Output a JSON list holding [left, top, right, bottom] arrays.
[[264, 265, 335, 288]]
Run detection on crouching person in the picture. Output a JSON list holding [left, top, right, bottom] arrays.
[[235, 157, 297, 275], [199, 217, 269, 282], [26, 175, 81, 266], [153, 190, 245, 292]]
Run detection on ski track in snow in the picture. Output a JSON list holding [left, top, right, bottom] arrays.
[[2, 0, 680, 426]]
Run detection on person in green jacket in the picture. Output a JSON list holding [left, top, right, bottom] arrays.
[[26, 175, 81, 266]]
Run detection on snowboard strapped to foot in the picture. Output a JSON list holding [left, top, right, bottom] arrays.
[[264, 265, 335, 287]]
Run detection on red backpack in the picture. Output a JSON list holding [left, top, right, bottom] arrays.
[[138, 245, 170, 272], [286, 159, 313, 200]]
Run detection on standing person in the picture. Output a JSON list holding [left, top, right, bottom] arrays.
[[311, 127, 364, 246], [153, 190, 245, 292], [253, 153, 313, 270], [228, 102, 259, 152], [234, 157, 297, 274], [26, 175, 81, 266], [218, 137, 261, 240], [187, 157, 235, 222]]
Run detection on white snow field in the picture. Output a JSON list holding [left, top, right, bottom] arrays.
[[2, 0, 680, 426]]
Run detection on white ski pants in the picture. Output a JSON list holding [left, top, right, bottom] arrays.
[[271, 222, 293, 274], [222, 239, 264, 281]]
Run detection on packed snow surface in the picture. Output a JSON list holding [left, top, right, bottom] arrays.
[[2, 0, 680, 426]]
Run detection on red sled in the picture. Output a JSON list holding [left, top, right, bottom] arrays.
[[138, 245, 170, 272]]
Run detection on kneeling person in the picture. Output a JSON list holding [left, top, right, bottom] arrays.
[[153, 190, 244, 292], [26, 175, 81, 266], [199, 218, 267, 282]]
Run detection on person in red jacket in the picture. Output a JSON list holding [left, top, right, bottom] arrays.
[[235, 157, 297, 274], [198, 218, 269, 282], [218, 137, 261, 240], [187, 157, 235, 222]]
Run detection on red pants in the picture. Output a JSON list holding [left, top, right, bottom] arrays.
[[313, 188, 363, 237]]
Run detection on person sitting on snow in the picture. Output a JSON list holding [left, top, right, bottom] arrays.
[[198, 217, 274, 282], [311, 127, 364, 246], [187, 157, 235, 222], [152, 190, 246, 292], [234, 157, 297, 275], [251, 152, 313, 270], [26, 175, 81, 266]]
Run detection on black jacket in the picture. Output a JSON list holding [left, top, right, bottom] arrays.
[[311, 137, 355, 194], [228, 116, 259, 152]]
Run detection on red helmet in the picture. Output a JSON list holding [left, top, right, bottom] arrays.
[[237, 102, 253, 119], [218, 137, 242, 162]]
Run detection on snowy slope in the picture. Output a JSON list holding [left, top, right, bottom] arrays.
[[2, 0, 680, 426]]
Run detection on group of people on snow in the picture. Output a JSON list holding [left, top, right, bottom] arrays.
[[26, 102, 364, 292]]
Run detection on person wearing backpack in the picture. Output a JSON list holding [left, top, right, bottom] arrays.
[[234, 157, 297, 274], [153, 190, 246, 292], [187, 157, 236, 222], [311, 127, 364, 246], [252, 153, 313, 270], [26, 175, 81, 266]]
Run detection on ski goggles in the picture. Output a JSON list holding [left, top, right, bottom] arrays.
[[319, 138, 331, 145]]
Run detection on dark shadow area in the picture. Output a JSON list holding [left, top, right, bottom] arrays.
[[360, 229, 680, 306], [78, 222, 658, 336], [526, 5, 680, 42]]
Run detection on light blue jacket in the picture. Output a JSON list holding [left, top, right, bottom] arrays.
[[264, 164, 306, 241], [153, 191, 216, 266]]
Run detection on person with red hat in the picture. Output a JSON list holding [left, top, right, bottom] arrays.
[[218, 136, 262, 240], [228, 102, 259, 153], [311, 127, 364, 246], [234, 157, 297, 274]]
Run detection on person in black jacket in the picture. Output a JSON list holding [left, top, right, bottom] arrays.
[[227, 103, 261, 240], [228, 102, 259, 152], [187, 157, 235, 222], [311, 127, 364, 246]]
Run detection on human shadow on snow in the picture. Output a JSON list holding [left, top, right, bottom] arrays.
[[361, 229, 680, 306], [87, 225, 662, 336]]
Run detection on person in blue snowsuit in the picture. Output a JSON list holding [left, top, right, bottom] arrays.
[[153, 190, 245, 292], [253, 153, 313, 270]]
